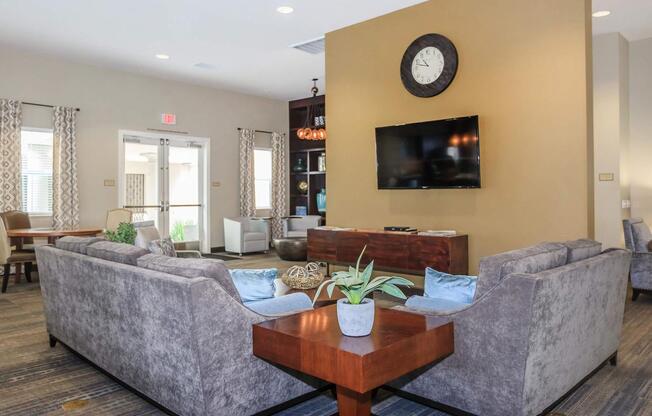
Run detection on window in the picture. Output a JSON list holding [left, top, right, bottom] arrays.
[[21, 129, 54, 215], [254, 148, 272, 209]]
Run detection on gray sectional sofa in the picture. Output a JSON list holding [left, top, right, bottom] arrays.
[[36, 238, 318, 416], [393, 240, 631, 416], [623, 218, 652, 300]]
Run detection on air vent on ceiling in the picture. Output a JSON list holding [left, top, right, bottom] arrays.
[[194, 62, 216, 70], [290, 36, 325, 55]]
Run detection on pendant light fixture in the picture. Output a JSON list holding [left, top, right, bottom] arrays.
[[297, 78, 326, 141]]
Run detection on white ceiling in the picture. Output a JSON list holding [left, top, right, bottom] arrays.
[[592, 0, 652, 41], [1, 0, 649, 101], [0, 0, 425, 100]]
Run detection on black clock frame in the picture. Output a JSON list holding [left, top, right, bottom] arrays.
[[400, 33, 458, 98]]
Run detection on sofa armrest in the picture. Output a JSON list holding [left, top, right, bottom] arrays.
[[631, 251, 652, 290], [244, 293, 313, 317]]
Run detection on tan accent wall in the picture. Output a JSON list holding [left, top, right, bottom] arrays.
[[325, 0, 593, 272]]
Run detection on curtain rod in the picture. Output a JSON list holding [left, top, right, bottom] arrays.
[[23, 101, 81, 112], [237, 127, 273, 134]]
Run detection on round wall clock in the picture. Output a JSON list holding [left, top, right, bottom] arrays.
[[400, 34, 458, 98]]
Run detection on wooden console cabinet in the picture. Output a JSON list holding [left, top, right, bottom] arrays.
[[307, 228, 468, 275]]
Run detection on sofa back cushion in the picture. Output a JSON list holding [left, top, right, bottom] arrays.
[[137, 254, 242, 303], [475, 242, 567, 299], [631, 221, 652, 253], [563, 239, 602, 263], [86, 241, 149, 266], [55, 236, 104, 255]]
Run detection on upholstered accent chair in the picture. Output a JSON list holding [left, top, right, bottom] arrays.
[[133, 221, 202, 258], [282, 215, 322, 238], [0, 218, 36, 293], [395, 240, 631, 416], [105, 208, 133, 232], [623, 218, 652, 300], [223, 217, 270, 255], [1, 210, 34, 250]]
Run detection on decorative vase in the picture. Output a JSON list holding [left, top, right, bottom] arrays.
[[336, 298, 375, 337], [293, 157, 306, 172], [316, 188, 326, 213], [317, 152, 326, 172]]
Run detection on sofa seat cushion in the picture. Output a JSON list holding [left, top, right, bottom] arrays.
[[404, 295, 470, 315], [55, 236, 104, 255], [229, 268, 277, 302], [563, 239, 602, 263], [244, 232, 267, 242], [632, 222, 652, 252], [424, 267, 477, 304], [86, 241, 149, 266], [475, 242, 567, 299], [137, 254, 241, 303], [244, 292, 313, 317]]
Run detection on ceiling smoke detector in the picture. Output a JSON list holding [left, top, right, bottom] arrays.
[[290, 36, 325, 55]]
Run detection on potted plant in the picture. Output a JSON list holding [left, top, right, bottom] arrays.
[[105, 222, 137, 245], [313, 246, 414, 337]]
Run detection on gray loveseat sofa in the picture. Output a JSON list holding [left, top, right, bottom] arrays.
[[36, 239, 319, 416], [623, 218, 652, 300], [393, 240, 631, 416]]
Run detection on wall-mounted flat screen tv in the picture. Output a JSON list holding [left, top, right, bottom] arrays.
[[375, 115, 480, 189]]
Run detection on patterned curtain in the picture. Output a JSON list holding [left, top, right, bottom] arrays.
[[0, 99, 23, 212], [52, 106, 79, 229], [238, 128, 256, 217], [270, 132, 288, 239]]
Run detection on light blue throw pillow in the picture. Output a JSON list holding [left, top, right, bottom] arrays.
[[229, 268, 277, 302], [424, 267, 477, 304]]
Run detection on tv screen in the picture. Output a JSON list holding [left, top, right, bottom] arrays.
[[375, 116, 480, 189]]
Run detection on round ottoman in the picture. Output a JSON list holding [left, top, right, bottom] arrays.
[[273, 238, 308, 261]]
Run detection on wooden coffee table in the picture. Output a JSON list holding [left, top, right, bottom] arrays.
[[253, 305, 454, 416]]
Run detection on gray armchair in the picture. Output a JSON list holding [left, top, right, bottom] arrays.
[[223, 217, 270, 255], [623, 218, 652, 300], [282, 215, 322, 238]]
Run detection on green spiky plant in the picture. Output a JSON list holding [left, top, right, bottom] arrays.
[[313, 246, 414, 305], [105, 222, 137, 245]]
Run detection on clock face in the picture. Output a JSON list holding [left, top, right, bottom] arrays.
[[400, 34, 458, 98], [411, 47, 445, 85]]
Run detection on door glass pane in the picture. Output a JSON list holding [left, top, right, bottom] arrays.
[[169, 206, 200, 244], [124, 141, 159, 226], [168, 145, 200, 205]]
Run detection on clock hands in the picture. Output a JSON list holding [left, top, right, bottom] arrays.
[[416, 60, 429, 67]]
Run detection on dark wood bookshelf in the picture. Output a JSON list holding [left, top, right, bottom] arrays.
[[289, 95, 326, 220]]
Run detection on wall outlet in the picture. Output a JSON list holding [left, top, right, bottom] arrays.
[[622, 199, 632, 209], [104, 179, 116, 187], [211, 181, 221, 188], [598, 173, 614, 182]]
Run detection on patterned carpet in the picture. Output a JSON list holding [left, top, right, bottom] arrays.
[[2, 255, 652, 415]]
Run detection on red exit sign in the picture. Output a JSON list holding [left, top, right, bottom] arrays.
[[161, 113, 176, 125]]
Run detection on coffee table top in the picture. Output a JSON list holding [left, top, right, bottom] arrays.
[[253, 305, 453, 393]]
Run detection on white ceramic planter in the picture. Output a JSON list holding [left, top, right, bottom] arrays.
[[336, 298, 375, 337]]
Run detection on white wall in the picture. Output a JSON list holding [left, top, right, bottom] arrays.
[[0, 45, 288, 248], [592, 33, 630, 248], [630, 37, 652, 224]]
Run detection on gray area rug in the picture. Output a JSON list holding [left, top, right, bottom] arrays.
[[276, 394, 447, 416]]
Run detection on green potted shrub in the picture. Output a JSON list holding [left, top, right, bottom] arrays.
[[105, 222, 137, 245], [313, 246, 413, 336]]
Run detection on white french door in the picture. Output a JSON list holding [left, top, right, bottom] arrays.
[[118, 131, 210, 252]]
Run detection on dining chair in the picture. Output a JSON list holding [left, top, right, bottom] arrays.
[[0, 218, 36, 293], [106, 208, 133, 232], [1, 210, 34, 250]]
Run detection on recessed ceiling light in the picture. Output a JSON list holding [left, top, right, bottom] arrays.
[[592, 10, 611, 18], [276, 6, 294, 14], [155, 54, 170, 60]]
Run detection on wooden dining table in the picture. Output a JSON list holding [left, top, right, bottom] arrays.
[[8, 228, 104, 245]]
